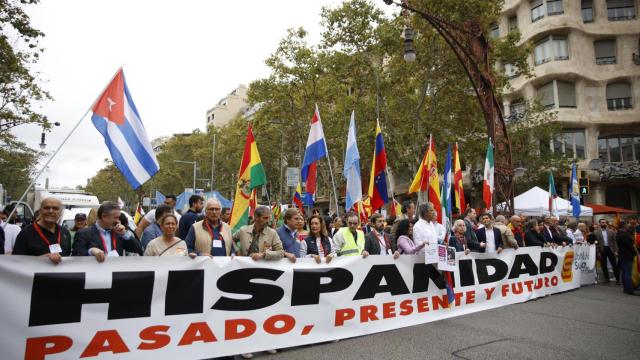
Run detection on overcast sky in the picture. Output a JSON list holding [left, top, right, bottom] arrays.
[[13, 0, 384, 190]]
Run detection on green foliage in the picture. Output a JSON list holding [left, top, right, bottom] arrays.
[[0, 137, 42, 199], [85, 160, 137, 205], [0, 0, 53, 142]]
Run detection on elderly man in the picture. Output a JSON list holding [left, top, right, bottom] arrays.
[[508, 215, 525, 247], [233, 205, 284, 261], [13, 197, 72, 264], [73, 201, 143, 261], [412, 203, 445, 254], [332, 212, 366, 257], [276, 208, 302, 262], [185, 198, 233, 257], [135, 195, 181, 238], [495, 215, 518, 250]]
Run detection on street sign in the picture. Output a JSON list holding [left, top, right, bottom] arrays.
[[286, 167, 300, 187], [579, 178, 589, 195]]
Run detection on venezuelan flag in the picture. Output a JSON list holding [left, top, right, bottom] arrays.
[[367, 120, 389, 212], [230, 125, 267, 232], [453, 143, 466, 213]]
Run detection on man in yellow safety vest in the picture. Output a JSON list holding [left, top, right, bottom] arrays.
[[331, 212, 365, 257]]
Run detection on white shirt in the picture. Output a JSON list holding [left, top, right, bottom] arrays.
[[485, 227, 496, 253], [413, 219, 438, 255], [374, 230, 389, 255], [566, 229, 576, 242], [601, 228, 608, 246], [573, 229, 584, 243], [144, 209, 181, 224], [1, 221, 21, 253]]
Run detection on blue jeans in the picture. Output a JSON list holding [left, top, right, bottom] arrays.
[[619, 260, 633, 293]]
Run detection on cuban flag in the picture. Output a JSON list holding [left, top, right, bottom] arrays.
[[91, 69, 159, 189], [300, 105, 328, 208]]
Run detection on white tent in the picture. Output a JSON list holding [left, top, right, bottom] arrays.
[[498, 186, 593, 217]]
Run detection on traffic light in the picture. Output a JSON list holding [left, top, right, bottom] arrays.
[[579, 178, 589, 195]]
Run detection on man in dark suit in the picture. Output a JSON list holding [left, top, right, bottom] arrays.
[[594, 218, 619, 283], [616, 222, 639, 295], [363, 213, 399, 258], [73, 201, 142, 261], [541, 215, 569, 245], [475, 213, 503, 254]]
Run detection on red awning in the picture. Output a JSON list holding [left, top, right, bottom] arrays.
[[585, 204, 638, 215]]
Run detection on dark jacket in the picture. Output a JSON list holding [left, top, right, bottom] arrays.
[[72, 224, 143, 256], [449, 231, 481, 252], [524, 230, 545, 247], [12, 223, 71, 256], [475, 227, 503, 252], [178, 209, 202, 240], [364, 230, 395, 255], [616, 229, 637, 262], [276, 224, 300, 258], [542, 225, 570, 245], [303, 235, 332, 256]]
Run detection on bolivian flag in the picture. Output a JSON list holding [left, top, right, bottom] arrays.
[[230, 125, 267, 233]]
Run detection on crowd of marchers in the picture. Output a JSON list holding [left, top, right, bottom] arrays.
[[1, 195, 640, 358]]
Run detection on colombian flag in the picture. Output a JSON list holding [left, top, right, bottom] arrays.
[[453, 143, 466, 213], [409, 135, 441, 223], [367, 120, 389, 212], [230, 125, 267, 232]]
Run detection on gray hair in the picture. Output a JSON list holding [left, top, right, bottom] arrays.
[[205, 198, 221, 208], [495, 215, 507, 224], [254, 205, 271, 218]]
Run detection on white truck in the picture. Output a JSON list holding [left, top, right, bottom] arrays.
[[9, 188, 100, 227]]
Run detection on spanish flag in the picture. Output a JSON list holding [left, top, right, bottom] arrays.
[[133, 203, 145, 225], [409, 134, 441, 223], [230, 125, 267, 232], [453, 143, 466, 213]]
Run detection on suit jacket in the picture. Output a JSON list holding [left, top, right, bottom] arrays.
[[475, 227, 503, 253], [233, 224, 284, 260], [524, 230, 545, 247], [72, 224, 143, 256], [542, 225, 569, 245], [364, 230, 395, 255], [594, 228, 618, 253]]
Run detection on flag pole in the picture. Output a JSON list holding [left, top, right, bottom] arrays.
[[7, 66, 124, 222], [318, 105, 340, 218]]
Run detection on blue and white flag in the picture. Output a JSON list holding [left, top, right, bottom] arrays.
[[569, 163, 581, 218], [343, 111, 362, 212], [91, 69, 159, 189], [442, 144, 453, 229], [300, 104, 328, 207]]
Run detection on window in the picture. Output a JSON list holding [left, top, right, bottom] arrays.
[[537, 82, 555, 109], [551, 130, 586, 159], [534, 35, 568, 65], [594, 39, 617, 64], [582, 0, 594, 22], [504, 63, 518, 78], [531, 0, 545, 22], [557, 81, 576, 108], [508, 16, 518, 32], [606, 82, 633, 110], [547, 0, 564, 15], [490, 24, 500, 38], [599, 135, 640, 162], [607, 0, 636, 21], [537, 80, 576, 109]]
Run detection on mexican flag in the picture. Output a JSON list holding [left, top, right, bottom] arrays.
[[229, 124, 267, 232], [483, 139, 494, 214]]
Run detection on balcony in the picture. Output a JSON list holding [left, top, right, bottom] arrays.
[[595, 56, 616, 65], [607, 97, 633, 110], [607, 6, 636, 21]]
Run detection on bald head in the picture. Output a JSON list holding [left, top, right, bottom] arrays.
[[39, 197, 63, 226]]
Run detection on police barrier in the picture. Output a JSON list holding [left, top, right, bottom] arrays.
[[0, 245, 596, 359]]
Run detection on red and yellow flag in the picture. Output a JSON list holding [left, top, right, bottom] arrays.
[[453, 143, 466, 213], [409, 134, 441, 223], [230, 125, 267, 232]]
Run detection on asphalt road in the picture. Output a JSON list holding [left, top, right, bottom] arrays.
[[244, 282, 640, 360]]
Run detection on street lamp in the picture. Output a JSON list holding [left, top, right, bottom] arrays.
[[39, 120, 61, 149], [173, 160, 196, 193]]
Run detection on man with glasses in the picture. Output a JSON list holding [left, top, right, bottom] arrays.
[[331, 212, 366, 257], [13, 197, 72, 264], [185, 198, 233, 257], [233, 205, 284, 261]]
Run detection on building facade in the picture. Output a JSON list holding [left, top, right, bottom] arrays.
[[205, 85, 249, 128], [499, 0, 640, 210]]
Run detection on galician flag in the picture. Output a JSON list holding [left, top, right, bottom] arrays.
[[548, 170, 558, 216], [91, 68, 159, 189], [367, 119, 389, 211], [483, 139, 494, 214], [569, 164, 581, 218], [300, 105, 328, 208], [453, 142, 466, 213], [343, 111, 362, 212], [229, 124, 267, 232]]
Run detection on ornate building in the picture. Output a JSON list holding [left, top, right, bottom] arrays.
[[498, 0, 640, 210]]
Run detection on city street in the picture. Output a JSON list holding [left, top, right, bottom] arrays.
[[253, 282, 639, 360]]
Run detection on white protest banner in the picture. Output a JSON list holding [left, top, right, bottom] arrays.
[[573, 243, 597, 285], [425, 241, 438, 264], [0, 246, 594, 360], [437, 244, 456, 271]]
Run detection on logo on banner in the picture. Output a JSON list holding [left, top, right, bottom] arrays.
[[561, 251, 574, 283]]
